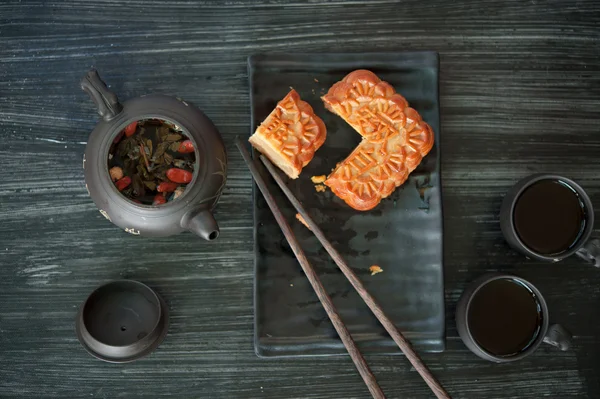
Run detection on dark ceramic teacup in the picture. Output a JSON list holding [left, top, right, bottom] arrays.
[[456, 273, 571, 363], [500, 174, 599, 266]]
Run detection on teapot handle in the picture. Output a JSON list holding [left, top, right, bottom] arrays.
[[80, 69, 123, 121]]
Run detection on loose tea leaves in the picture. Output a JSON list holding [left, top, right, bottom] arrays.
[[107, 118, 196, 206]]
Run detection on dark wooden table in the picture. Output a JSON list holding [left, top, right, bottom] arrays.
[[1, 1, 599, 398]]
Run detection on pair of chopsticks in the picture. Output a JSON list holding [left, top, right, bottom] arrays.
[[236, 137, 451, 399]]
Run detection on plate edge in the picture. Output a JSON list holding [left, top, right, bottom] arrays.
[[248, 52, 446, 356]]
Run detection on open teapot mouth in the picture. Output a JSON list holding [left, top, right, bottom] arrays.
[[106, 117, 199, 208], [81, 70, 227, 241]]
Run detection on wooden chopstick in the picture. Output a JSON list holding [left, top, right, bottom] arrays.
[[258, 154, 452, 399], [235, 138, 386, 399]]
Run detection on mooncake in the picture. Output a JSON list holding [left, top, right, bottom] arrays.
[[249, 90, 326, 179], [322, 70, 434, 211]]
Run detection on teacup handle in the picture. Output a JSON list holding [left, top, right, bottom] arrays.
[[575, 238, 600, 267], [542, 324, 572, 351]]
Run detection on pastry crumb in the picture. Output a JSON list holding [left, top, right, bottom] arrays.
[[296, 213, 310, 230], [315, 184, 327, 192], [311, 175, 326, 184], [369, 265, 383, 276]]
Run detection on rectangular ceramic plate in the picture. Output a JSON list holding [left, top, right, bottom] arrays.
[[249, 52, 444, 357]]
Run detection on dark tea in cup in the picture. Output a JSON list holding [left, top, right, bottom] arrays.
[[513, 179, 586, 255], [500, 174, 599, 265], [467, 278, 542, 357], [456, 273, 571, 362]]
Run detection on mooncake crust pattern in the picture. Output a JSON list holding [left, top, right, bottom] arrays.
[[249, 90, 326, 179], [322, 70, 434, 210]]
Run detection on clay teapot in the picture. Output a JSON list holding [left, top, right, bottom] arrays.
[[81, 70, 227, 241]]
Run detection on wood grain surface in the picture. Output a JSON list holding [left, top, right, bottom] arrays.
[[0, 1, 599, 398]]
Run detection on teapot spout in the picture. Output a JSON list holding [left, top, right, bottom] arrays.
[[182, 209, 219, 241]]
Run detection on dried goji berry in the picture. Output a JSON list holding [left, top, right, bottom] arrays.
[[157, 182, 179, 193], [124, 121, 138, 137], [113, 131, 124, 144], [153, 193, 167, 205], [177, 140, 195, 153], [166, 168, 193, 184], [115, 176, 131, 191]]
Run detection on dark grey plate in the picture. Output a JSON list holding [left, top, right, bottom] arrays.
[[249, 52, 444, 357]]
